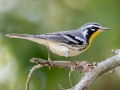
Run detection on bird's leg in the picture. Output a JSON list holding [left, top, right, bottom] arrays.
[[47, 46, 51, 61], [63, 51, 77, 65], [68, 57, 77, 66], [47, 47, 53, 66]]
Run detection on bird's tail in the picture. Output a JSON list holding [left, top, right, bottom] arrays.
[[6, 33, 34, 39], [6, 33, 48, 45]]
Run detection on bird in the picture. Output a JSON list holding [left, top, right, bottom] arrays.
[[6, 22, 110, 62]]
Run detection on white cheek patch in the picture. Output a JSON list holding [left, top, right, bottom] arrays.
[[82, 29, 88, 37]]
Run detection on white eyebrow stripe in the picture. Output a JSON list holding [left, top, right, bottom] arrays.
[[81, 25, 100, 30]]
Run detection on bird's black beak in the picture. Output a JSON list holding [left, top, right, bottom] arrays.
[[100, 27, 110, 30]]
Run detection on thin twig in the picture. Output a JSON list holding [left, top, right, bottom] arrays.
[[30, 58, 92, 72], [26, 64, 43, 90], [69, 70, 73, 88]]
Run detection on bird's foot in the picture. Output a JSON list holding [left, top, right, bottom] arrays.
[[48, 58, 53, 69]]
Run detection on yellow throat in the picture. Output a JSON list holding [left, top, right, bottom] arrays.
[[84, 30, 102, 51]]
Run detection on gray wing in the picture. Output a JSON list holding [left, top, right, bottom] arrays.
[[36, 30, 86, 45]]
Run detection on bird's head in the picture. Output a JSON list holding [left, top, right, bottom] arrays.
[[79, 22, 110, 43]]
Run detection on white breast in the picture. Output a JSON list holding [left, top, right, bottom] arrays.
[[48, 42, 82, 57]]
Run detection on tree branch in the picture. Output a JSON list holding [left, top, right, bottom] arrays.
[[30, 58, 93, 72], [73, 49, 120, 90], [26, 49, 120, 90]]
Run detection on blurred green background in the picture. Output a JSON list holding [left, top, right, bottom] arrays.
[[0, 0, 120, 90]]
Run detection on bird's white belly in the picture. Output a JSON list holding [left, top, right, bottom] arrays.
[[48, 42, 82, 57], [28, 38, 82, 57], [29, 38, 83, 57]]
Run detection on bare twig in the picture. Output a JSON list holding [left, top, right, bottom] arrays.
[[73, 49, 120, 90], [30, 58, 92, 72], [26, 49, 120, 90], [26, 64, 43, 90], [69, 70, 73, 88]]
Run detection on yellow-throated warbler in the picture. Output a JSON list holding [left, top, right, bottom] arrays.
[[6, 22, 110, 61]]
